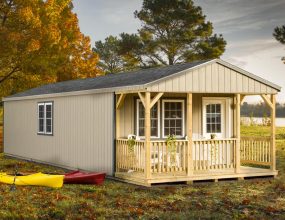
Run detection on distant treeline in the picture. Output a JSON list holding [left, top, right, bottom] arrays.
[[241, 102, 285, 117]]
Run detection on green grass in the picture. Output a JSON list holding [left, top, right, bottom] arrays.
[[0, 126, 285, 219]]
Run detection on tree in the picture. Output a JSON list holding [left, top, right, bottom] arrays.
[[0, 0, 100, 96], [95, 0, 226, 74], [93, 36, 124, 74], [273, 25, 285, 63], [134, 0, 226, 65], [93, 34, 143, 74]]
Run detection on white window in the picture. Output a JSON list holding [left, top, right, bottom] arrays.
[[38, 102, 53, 135], [206, 103, 221, 133], [136, 100, 160, 138], [162, 100, 185, 138]]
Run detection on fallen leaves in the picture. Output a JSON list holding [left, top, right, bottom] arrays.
[[0, 125, 285, 219]]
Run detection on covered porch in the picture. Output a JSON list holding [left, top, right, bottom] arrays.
[[115, 91, 277, 186]]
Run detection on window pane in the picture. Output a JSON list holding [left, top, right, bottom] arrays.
[[177, 110, 182, 118], [46, 119, 52, 126], [164, 128, 170, 136], [46, 111, 52, 118], [176, 120, 182, 128], [206, 104, 211, 112], [165, 102, 169, 110], [206, 116, 210, 123], [46, 104, 52, 112], [139, 119, 144, 129], [170, 119, 175, 127], [39, 111, 44, 118], [216, 124, 221, 133], [165, 120, 169, 127], [39, 119, 44, 132], [207, 124, 211, 133], [216, 115, 221, 123], [39, 105, 44, 112], [176, 128, 182, 136], [151, 127, 157, 136], [165, 110, 170, 118], [46, 126, 52, 133], [170, 128, 176, 135], [216, 104, 221, 113]]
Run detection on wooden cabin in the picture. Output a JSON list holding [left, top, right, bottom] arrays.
[[3, 59, 281, 186]]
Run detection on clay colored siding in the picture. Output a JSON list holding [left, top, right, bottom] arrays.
[[147, 63, 278, 94], [4, 92, 114, 175]]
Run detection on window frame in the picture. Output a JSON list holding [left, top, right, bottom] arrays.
[[202, 97, 226, 139], [162, 99, 185, 138], [136, 99, 160, 139], [37, 101, 53, 136]]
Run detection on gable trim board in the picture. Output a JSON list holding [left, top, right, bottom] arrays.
[[145, 59, 280, 92], [3, 59, 281, 102]]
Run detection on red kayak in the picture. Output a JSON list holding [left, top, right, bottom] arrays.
[[64, 170, 106, 185]]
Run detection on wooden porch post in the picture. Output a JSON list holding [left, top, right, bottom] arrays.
[[271, 94, 276, 171], [261, 94, 276, 171], [187, 93, 193, 176], [144, 92, 151, 180], [235, 94, 241, 173], [116, 99, 120, 140], [115, 93, 126, 172], [116, 94, 126, 139]]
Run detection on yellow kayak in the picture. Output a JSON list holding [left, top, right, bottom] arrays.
[[0, 172, 64, 188]]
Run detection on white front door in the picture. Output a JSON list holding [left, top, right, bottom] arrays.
[[202, 97, 231, 139]]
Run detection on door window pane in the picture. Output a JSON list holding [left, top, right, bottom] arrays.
[[206, 103, 221, 133]]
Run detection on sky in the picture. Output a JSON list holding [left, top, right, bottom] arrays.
[[72, 0, 285, 103]]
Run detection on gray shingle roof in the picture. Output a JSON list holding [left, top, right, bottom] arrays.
[[5, 58, 281, 99], [7, 60, 210, 98]]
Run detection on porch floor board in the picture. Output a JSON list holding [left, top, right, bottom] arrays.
[[115, 166, 278, 186]]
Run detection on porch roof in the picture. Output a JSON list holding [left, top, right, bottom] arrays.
[[4, 59, 281, 101]]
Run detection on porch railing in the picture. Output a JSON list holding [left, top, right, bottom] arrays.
[[116, 139, 145, 172], [193, 139, 237, 171], [116, 138, 238, 174], [116, 137, 272, 175], [241, 137, 271, 166], [150, 140, 188, 173]]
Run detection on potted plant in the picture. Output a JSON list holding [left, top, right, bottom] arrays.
[[127, 135, 136, 172], [210, 134, 218, 165], [166, 134, 177, 167]]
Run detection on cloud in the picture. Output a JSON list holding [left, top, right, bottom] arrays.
[[196, 0, 285, 34], [225, 39, 281, 57]]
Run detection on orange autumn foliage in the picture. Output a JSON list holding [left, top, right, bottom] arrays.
[[0, 0, 101, 97]]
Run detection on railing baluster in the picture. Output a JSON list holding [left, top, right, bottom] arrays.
[[183, 141, 186, 171]]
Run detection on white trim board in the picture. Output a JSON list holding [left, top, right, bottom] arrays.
[[202, 97, 232, 139]]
